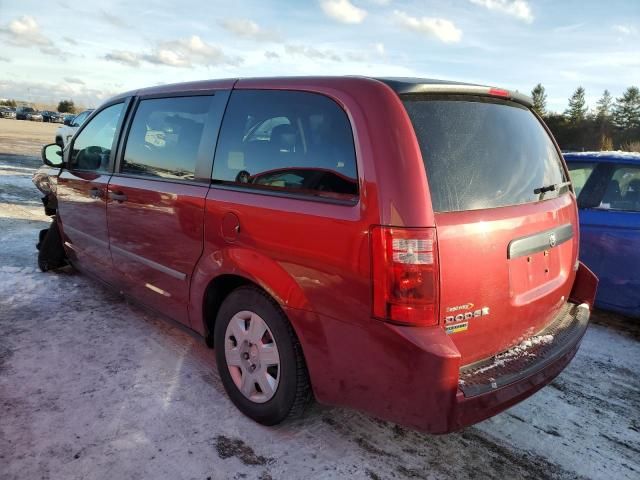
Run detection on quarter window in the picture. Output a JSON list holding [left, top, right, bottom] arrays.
[[122, 96, 215, 181], [70, 103, 124, 171], [598, 166, 640, 212], [212, 90, 358, 201], [567, 163, 596, 198]]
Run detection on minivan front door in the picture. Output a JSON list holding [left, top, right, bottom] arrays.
[[106, 93, 229, 326], [56, 102, 127, 284]]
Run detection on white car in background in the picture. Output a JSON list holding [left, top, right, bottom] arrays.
[[55, 109, 93, 147]]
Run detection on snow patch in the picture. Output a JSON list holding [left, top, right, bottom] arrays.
[[564, 150, 640, 160], [472, 334, 555, 376]]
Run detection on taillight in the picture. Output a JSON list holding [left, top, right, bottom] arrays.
[[371, 226, 439, 326], [488, 87, 510, 98]]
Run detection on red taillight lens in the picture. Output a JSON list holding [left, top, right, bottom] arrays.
[[371, 227, 439, 326], [488, 87, 510, 98]]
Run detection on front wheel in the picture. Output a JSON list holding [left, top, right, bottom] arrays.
[[37, 219, 67, 272], [214, 286, 312, 425]]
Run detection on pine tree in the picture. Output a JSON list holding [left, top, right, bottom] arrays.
[[595, 90, 613, 120], [531, 83, 547, 117], [612, 86, 640, 129], [598, 134, 613, 151], [564, 87, 588, 123], [57, 100, 76, 114]]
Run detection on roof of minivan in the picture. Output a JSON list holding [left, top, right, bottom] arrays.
[[564, 151, 640, 165], [108, 76, 533, 107]]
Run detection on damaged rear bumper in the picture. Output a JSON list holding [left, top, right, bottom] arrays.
[[449, 302, 590, 431], [288, 262, 597, 434]]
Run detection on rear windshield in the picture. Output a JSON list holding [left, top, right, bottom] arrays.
[[402, 95, 567, 213]]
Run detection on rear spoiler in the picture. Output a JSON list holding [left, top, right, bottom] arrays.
[[379, 79, 533, 108]]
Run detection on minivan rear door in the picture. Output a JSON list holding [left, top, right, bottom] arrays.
[[402, 95, 578, 364]]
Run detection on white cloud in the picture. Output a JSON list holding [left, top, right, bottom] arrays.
[[2, 16, 49, 46], [319, 0, 367, 24], [0, 16, 68, 57], [613, 24, 637, 35], [374, 42, 385, 55], [285, 44, 342, 62], [220, 19, 281, 41], [100, 10, 129, 29], [469, 0, 534, 23], [104, 36, 242, 69], [264, 51, 280, 59], [553, 23, 584, 34], [64, 77, 86, 85], [393, 11, 462, 43], [104, 50, 140, 67], [0, 79, 116, 107]]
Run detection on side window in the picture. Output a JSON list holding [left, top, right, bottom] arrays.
[[567, 163, 596, 198], [598, 166, 640, 212], [121, 96, 214, 181], [70, 103, 124, 172], [213, 90, 358, 201], [72, 111, 89, 127]]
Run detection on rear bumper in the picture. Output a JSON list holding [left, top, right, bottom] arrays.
[[450, 303, 589, 431], [288, 267, 596, 434]]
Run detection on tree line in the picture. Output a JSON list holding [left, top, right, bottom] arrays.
[[0, 99, 78, 113], [531, 84, 640, 152]]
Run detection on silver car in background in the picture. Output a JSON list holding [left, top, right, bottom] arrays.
[[55, 109, 94, 147]]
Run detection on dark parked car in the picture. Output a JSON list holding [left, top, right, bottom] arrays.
[[16, 106, 38, 120], [565, 151, 640, 317], [42, 111, 64, 123], [38, 77, 597, 433], [0, 106, 16, 119]]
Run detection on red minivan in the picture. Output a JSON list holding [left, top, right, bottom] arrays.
[[39, 77, 598, 433]]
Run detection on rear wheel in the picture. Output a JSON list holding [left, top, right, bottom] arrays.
[[214, 286, 312, 425]]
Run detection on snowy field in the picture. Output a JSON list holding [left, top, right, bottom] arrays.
[[1, 147, 639, 480]]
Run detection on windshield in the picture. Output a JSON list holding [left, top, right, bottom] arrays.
[[402, 95, 567, 213]]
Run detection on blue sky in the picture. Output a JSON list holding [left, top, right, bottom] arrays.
[[0, 0, 638, 111]]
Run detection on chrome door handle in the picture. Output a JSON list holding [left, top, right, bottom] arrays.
[[110, 191, 127, 202], [89, 188, 102, 199]]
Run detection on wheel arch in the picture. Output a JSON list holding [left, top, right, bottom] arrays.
[[190, 247, 311, 344], [201, 273, 254, 346]]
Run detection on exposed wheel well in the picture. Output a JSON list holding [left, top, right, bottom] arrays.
[[202, 274, 254, 347]]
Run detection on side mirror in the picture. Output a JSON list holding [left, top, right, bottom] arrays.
[[42, 143, 65, 168]]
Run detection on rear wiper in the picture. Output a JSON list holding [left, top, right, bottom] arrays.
[[534, 181, 572, 199]]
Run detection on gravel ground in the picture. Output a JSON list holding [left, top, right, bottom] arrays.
[[1, 124, 639, 480]]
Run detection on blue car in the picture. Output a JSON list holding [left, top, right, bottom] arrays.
[[565, 152, 640, 318]]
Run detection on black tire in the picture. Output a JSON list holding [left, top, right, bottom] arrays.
[[214, 286, 312, 425], [37, 219, 67, 272], [36, 228, 48, 250]]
